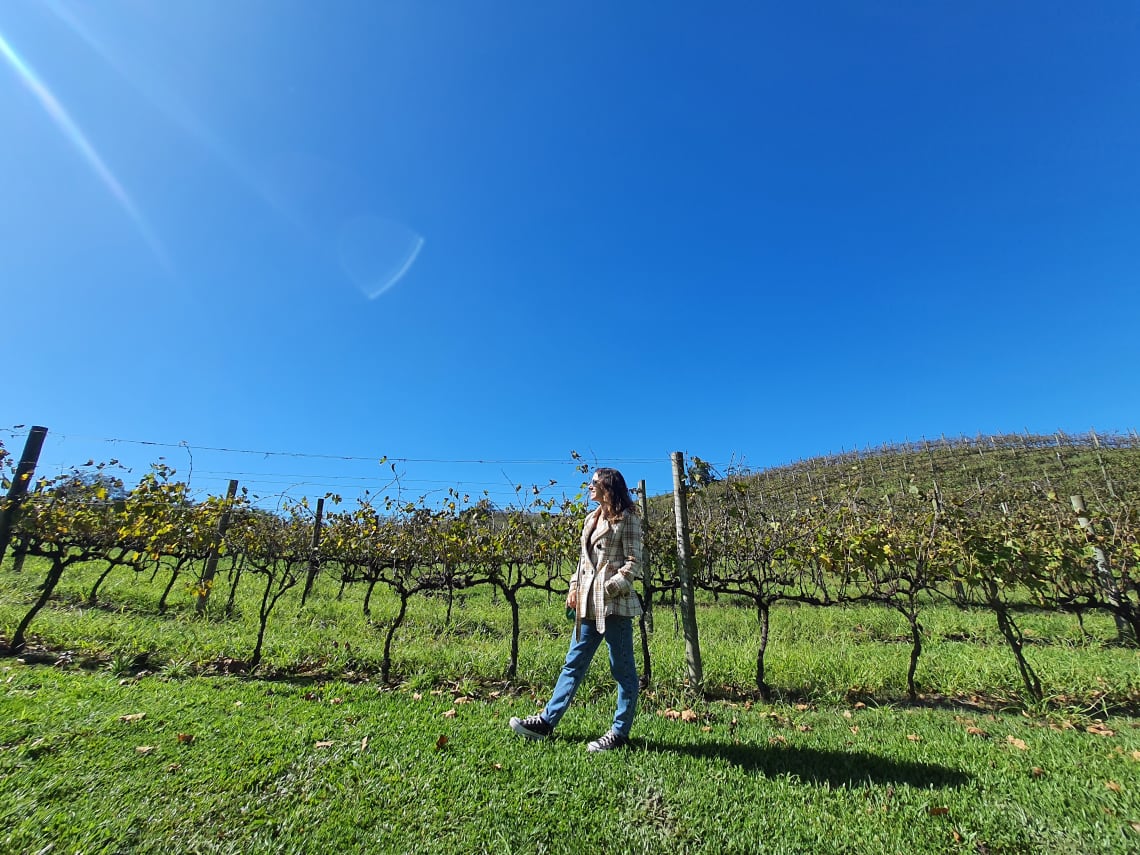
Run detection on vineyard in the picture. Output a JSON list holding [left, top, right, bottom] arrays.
[[2, 429, 1139, 709]]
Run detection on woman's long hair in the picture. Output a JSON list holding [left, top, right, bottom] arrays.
[[593, 468, 637, 522]]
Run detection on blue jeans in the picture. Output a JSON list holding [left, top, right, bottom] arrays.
[[542, 616, 638, 737]]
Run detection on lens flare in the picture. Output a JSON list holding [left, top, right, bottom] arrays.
[[0, 28, 169, 269], [337, 216, 425, 300]]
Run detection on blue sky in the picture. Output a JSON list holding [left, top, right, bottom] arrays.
[[3, 1, 1138, 508]]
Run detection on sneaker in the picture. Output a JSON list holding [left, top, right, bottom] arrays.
[[509, 714, 552, 740], [587, 730, 628, 752]]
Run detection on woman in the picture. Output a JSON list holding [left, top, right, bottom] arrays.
[[509, 467, 643, 751]]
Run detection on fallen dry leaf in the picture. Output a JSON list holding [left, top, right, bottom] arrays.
[[701, 726, 712, 733], [1106, 781, 1122, 793], [1007, 736, 1029, 751], [966, 727, 989, 737], [797, 724, 813, 733], [795, 704, 810, 711], [119, 713, 146, 723], [177, 733, 194, 744], [854, 702, 866, 710], [850, 727, 860, 734], [1131, 751, 1140, 762], [680, 709, 698, 723], [659, 708, 681, 720], [314, 740, 334, 749], [1031, 767, 1045, 778], [842, 710, 853, 719], [928, 807, 949, 816], [330, 698, 343, 705], [412, 693, 423, 701], [136, 746, 155, 755], [436, 734, 449, 751], [768, 735, 787, 745], [165, 763, 181, 773], [1130, 821, 1140, 834], [1087, 724, 1116, 737], [455, 696, 472, 705], [360, 736, 369, 752], [442, 709, 457, 718], [907, 734, 922, 742]]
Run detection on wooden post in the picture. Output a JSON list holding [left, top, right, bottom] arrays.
[[196, 479, 239, 615], [635, 479, 653, 687], [637, 480, 652, 632], [1071, 494, 1132, 642], [0, 425, 48, 566], [671, 452, 703, 688], [300, 497, 325, 606]]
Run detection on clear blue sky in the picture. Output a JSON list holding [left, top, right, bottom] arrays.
[[4, 1, 1138, 507]]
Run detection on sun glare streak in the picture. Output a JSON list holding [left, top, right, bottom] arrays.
[[0, 28, 170, 270], [43, 1, 284, 226]]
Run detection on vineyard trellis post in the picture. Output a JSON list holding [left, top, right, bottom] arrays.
[[300, 496, 325, 607], [196, 479, 239, 615], [671, 451, 703, 688], [0, 425, 48, 567], [1070, 494, 1133, 643], [637, 479, 652, 632], [636, 478, 653, 687]]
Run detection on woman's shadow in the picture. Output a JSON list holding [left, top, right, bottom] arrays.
[[638, 738, 969, 789]]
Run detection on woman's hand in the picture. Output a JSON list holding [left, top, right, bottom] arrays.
[[566, 589, 578, 610]]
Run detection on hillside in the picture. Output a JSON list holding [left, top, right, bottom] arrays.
[[657, 431, 1140, 518]]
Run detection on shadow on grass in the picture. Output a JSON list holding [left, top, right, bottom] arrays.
[[638, 739, 969, 789]]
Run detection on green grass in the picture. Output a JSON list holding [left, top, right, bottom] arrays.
[[3, 666, 1140, 853], [3, 557, 1140, 852]]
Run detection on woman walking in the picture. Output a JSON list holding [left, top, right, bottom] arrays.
[[509, 467, 643, 751]]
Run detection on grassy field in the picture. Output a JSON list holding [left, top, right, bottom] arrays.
[[3, 557, 1140, 853]]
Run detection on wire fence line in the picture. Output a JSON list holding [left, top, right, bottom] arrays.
[[5, 424, 1138, 511]]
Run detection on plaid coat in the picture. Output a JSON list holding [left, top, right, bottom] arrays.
[[569, 507, 643, 635]]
